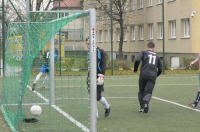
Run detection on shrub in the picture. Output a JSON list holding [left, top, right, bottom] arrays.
[[107, 59, 132, 70], [56, 57, 88, 70]]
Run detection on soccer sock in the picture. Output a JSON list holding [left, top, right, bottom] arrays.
[[194, 91, 200, 105], [99, 97, 110, 109], [34, 73, 43, 84], [42, 75, 49, 87]]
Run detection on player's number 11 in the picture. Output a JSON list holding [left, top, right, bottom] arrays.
[[148, 54, 156, 65]]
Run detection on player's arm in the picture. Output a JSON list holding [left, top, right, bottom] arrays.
[[134, 51, 143, 72], [190, 54, 200, 66], [157, 58, 162, 77], [101, 50, 106, 75]]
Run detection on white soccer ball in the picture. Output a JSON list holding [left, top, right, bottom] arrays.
[[30, 105, 42, 116]]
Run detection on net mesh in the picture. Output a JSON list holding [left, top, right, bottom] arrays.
[[2, 11, 90, 132]]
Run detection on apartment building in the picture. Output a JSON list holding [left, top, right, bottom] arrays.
[[52, 0, 200, 69], [84, 0, 200, 69], [52, 0, 86, 53]]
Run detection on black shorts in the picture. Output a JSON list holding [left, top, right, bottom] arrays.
[[139, 76, 156, 94]]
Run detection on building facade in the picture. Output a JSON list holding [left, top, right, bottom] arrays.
[[52, 0, 87, 53], [84, 0, 200, 69], [53, 0, 200, 69]]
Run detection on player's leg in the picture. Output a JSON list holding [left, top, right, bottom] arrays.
[[189, 73, 200, 108], [41, 74, 49, 88], [32, 65, 47, 91], [97, 85, 110, 117], [143, 77, 156, 113], [32, 72, 43, 91], [138, 77, 146, 112], [41, 66, 49, 88]]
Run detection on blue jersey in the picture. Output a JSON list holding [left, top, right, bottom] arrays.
[[87, 47, 106, 75], [96, 47, 106, 75]]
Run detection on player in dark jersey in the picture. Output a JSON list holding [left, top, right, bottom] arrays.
[[86, 37, 110, 117], [96, 47, 111, 117], [134, 42, 162, 113], [32, 47, 59, 91]]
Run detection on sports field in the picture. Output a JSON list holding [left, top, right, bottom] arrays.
[[96, 74, 200, 132], [1, 73, 200, 132]]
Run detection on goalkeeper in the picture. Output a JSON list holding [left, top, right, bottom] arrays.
[[32, 46, 59, 91], [86, 38, 110, 117], [188, 53, 200, 108]]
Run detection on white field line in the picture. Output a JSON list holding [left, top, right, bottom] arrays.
[[104, 84, 196, 87], [152, 96, 200, 112], [38, 75, 196, 81], [55, 83, 196, 89], [106, 96, 200, 113], [4, 103, 48, 106], [55, 97, 137, 101], [54, 96, 200, 113], [27, 85, 89, 132], [55, 97, 89, 101]]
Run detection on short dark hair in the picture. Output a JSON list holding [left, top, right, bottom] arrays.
[[147, 42, 155, 48]]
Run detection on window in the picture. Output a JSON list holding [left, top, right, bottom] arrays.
[[117, 29, 120, 41], [105, 30, 108, 41], [158, 0, 162, 4], [131, 26, 135, 40], [148, 0, 153, 6], [131, 0, 135, 10], [62, 31, 68, 40], [139, 0, 144, 8], [183, 19, 190, 37], [99, 30, 103, 42], [124, 55, 127, 60], [124, 28, 127, 41], [138, 25, 144, 40], [148, 23, 154, 39], [158, 22, 163, 39], [170, 20, 176, 38], [167, 0, 175, 2], [123, 0, 128, 12], [117, 28, 127, 41], [131, 55, 135, 62]]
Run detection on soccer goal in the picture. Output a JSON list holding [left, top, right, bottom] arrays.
[[1, 9, 97, 132]]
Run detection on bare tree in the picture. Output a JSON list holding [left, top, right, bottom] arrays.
[[35, 0, 52, 11], [84, 0, 128, 60]]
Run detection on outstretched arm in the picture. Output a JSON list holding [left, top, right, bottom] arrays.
[[134, 51, 143, 73], [101, 50, 106, 75], [190, 54, 200, 67], [134, 60, 140, 73]]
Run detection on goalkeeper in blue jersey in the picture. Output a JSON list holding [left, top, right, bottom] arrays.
[[32, 46, 59, 91], [188, 53, 200, 108], [86, 38, 110, 117]]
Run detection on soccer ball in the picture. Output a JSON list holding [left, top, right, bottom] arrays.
[[30, 105, 42, 116]]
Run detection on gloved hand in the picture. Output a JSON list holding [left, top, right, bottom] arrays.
[[97, 74, 104, 85]]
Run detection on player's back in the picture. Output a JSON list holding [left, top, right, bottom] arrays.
[[43, 50, 50, 65], [140, 50, 160, 77]]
